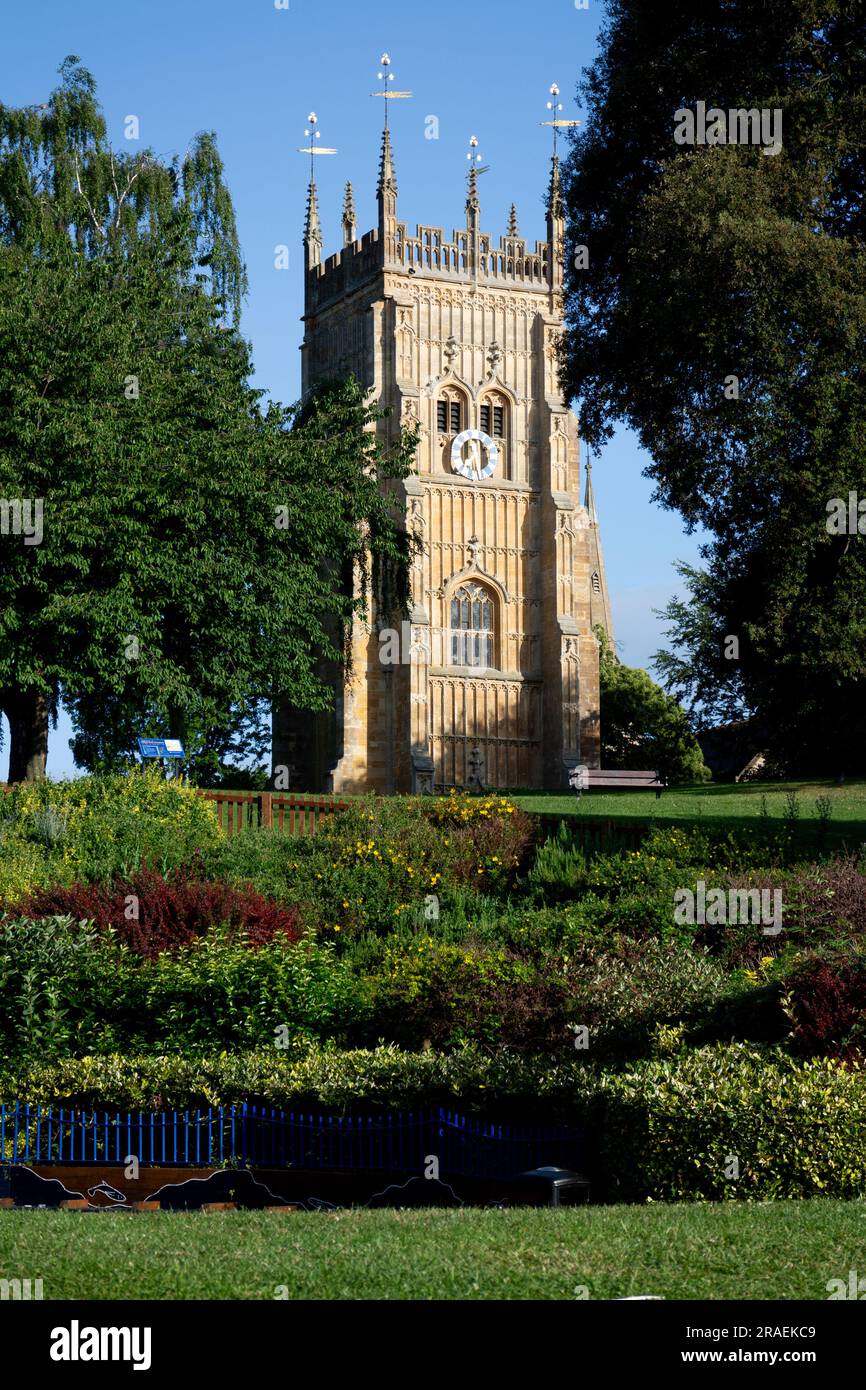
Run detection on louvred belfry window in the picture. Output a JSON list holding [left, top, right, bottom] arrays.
[[480, 403, 505, 437], [437, 391, 464, 435]]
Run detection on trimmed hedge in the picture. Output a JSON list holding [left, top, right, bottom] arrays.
[[2, 1043, 863, 1201], [593, 1045, 866, 1202]]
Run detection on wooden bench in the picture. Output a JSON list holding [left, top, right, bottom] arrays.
[[569, 767, 667, 800]]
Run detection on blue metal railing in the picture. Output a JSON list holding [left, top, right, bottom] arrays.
[[0, 1102, 583, 1177]]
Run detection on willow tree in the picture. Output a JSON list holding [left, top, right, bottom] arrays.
[[0, 58, 411, 780]]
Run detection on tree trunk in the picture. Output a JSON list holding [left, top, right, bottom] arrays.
[[3, 688, 49, 782]]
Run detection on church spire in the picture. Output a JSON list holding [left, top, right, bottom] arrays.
[[466, 164, 480, 217], [582, 441, 615, 644], [546, 152, 564, 294], [342, 180, 357, 246], [583, 450, 598, 522], [465, 135, 487, 281], [377, 125, 398, 200], [376, 124, 398, 257], [465, 135, 484, 220], [540, 83, 579, 297], [507, 203, 519, 237], [372, 54, 411, 260], [304, 178, 322, 270], [548, 153, 563, 220], [297, 111, 336, 272]]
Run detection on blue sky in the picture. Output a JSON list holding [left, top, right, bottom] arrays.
[[0, 0, 704, 778]]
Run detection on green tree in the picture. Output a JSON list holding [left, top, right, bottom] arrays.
[[0, 58, 412, 780], [652, 562, 748, 726], [560, 2, 866, 774], [598, 629, 710, 785]]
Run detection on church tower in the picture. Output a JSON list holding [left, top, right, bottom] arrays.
[[274, 65, 613, 793]]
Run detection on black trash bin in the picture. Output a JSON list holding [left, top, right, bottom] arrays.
[[509, 1166, 591, 1206]]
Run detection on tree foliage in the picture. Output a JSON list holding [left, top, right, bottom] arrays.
[[652, 563, 748, 727], [561, 2, 866, 774], [598, 629, 711, 785]]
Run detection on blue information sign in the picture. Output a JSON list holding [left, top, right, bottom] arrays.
[[137, 738, 185, 759]]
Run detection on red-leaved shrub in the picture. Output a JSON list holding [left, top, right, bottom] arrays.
[[784, 951, 866, 1060], [785, 857, 866, 941], [18, 866, 301, 959]]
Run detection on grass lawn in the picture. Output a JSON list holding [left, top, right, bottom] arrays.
[[2, 1202, 862, 1300], [514, 779, 866, 852]]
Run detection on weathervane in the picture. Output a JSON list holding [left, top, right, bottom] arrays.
[[540, 82, 581, 157], [297, 111, 337, 183], [466, 134, 490, 179], [371, 53, 413, 129]]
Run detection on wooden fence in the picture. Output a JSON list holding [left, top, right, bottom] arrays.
[[0, 1102, 584, 1179], [201, 791, 348, 837]]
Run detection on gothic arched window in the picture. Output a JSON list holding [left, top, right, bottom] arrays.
[[450, 582, 495, 668]]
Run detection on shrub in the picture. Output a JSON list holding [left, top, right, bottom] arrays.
[[356, 936, 573, 1051], [562, 938, 733, 1056], [524, 831, 700, 943], [351, 935, 736, 1058], [199, 795, 537, 939], [784, 856, 866, 943], [132, 935, 363, 1054], [522, 824, 589, 903], [594, 1044, 866, 1202], [0, 917, 359, 1059], [193, 829, 315, 902], [17, 866, 301, 959], [781, 947, 866, 1060], [0, 916, 101, 1057], [0, 767, 222, 898], [693, 856, 866, 968]]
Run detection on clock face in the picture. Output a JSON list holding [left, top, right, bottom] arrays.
[[451, 429, 499, 481]]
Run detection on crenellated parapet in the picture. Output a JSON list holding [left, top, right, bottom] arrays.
[[394, 222, 550, 284], [305, 228, 382, 312], [306, 218, 552, 314]]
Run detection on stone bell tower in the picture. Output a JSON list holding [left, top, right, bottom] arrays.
[[273, 64, 614, 793]]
